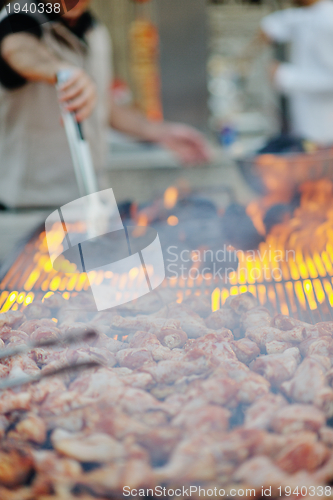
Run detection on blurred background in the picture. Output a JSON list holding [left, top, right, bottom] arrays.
[[90, 0, 280, 203], [0, 0, 300, 264], [3, 0, 333, 321], [2, 0, 281, 263]]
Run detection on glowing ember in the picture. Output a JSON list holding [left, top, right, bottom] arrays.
[[167, 215, 179, 226], [164, 186, 178, 210]]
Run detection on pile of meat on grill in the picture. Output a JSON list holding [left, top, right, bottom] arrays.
[[0, 290, 333, 499]]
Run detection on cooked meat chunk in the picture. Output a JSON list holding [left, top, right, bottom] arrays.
[[172, 401, 230, 434], [42, 293, 67, 310], [251, 348, 301, 388], [8, 414, 46, 444], [242, 307, 272, 330], [225, 292, 258, 314], [52, 429, 127, 462], [1, 291, 333, 495], [266, 340, 294, 354], [244, 393, 288, 430], [153, 325, 188, 349], [299, 336, 333, 357], [281, 355, 331, 406], [0, 448, 33, 488], [271, 404, 326, 434], [205, 307, 240, 331], [185, 331, 235, 359], [317, 321, 333, 337], [116, 348, 153, 370], [141, 351, 214, 386], [275, 434, 329, 473], [183, 295, 212, 318], [233, 455, 288, 490], [155, 303, 211, 338], [0, 391, 31, 414], [0, 311, 25, 330], [25, 302, 51, 320], [19, 319, 56, 336], [246, 325, 307, 349], [271, 314, 312, 332]]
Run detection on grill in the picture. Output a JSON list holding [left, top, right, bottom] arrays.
[[1, 186, 333, 498], [1, 217, 333, 324]]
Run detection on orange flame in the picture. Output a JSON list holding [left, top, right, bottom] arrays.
[[164, 187, 178, 210]]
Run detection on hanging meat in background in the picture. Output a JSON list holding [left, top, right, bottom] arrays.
[[129, 0, 163, 121]]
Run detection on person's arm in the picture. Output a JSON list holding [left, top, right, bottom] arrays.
[[109, 97, 162, 142], [1, 32, 97, 121], [272, 63, 333, 93], [1, 32, 62, 84], [260, 9, 297, 44], [271, 25, 333, 94], [109, 96, 212, 165]]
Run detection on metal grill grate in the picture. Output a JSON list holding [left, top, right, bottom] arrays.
[[1, 225, 333, 323]]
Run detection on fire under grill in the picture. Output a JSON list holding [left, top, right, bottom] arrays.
[[1, 220, 333, 324]]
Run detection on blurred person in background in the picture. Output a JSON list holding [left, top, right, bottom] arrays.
[[0, 0, 211, 208], [261, 0, 333, 145]]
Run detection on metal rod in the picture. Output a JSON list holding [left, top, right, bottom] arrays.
[[0, 360, 101, 391], [0, 328, 98, 362]]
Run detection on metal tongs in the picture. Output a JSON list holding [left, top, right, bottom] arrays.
[[0, 328, 101, 391], [57, 69, 99, 198], [56, 70, 109, 238]]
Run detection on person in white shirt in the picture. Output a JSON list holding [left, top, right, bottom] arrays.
[[261, 0, 333, 144]]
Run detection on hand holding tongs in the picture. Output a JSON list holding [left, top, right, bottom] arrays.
[[0, 328, 101, 391], [56, 70, 109, 238], [57, 69, 99, 198]]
